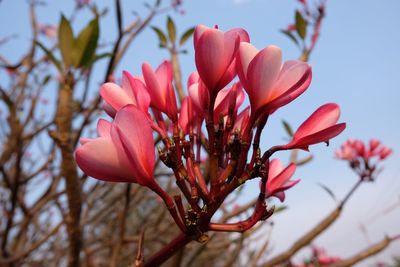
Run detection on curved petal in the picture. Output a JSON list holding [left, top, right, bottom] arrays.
[[195, 28, 226, 91], [237, 42, 259, 91], [76, 137, 137, 183], [289, 123, 346, 150], [268, 163, 297, 191], [273, 191, 286, 202], [193, 24, 209, 46], [266, 66, 312, 113], [155, 60, 173, 91], [195, 28, 239, 94], [100, 83, 132, 111], [227, 27, 250, 43], [111, 105, 155, 183], [97, 119, 111, 138], [269, 61, 311, 101], [142, 62, 165, 110], [123, 71, 151, 113], [187, 71, 200, 88], [247, 45, 282, 110], [268, 159, 284, 179], [293, 103, 341, 141]]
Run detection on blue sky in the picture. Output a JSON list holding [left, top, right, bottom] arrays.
[[1, 0, 399, 265]]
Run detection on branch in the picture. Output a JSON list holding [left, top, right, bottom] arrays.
[[330, 235, 399, 267]]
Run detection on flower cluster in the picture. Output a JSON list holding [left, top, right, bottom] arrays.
[[289, 246, 341, 267], [336, 139, 392, 181], [76, 24, 345, 236]]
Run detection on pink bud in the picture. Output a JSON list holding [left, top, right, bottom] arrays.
[[265, 159, 300, 202], [379, 146, 392, 160], [142, 61, 178, 120], [285, 103, 346, 150], [194, 25, 248, 96]]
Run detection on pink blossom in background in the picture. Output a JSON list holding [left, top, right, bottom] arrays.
[[38, 24, 57, 38], [336, 138, 392, 181]]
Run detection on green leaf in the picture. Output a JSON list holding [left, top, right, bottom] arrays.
[[58, 15, 74, 68], [35, 41, 62, 71], [280, 29, 299, 47], [317, 183, 337, 202], [282, 120, 293, 137], [295, 10, 307, 40], [179, 27, 195, 46], [167, 16, 176, 43], [73, 17, 99, 68], [151, 26, 167, 48]]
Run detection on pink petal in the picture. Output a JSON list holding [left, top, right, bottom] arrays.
[[268, 163, 296, 190], [111, 105, 155, 183], [121, 71, 136, 100], [188, 82, 208, 116], [179, 97, 190, 132], [269, 61, 311, 102], [237, 42, 259, 91], [193, 24, 209, 46], [155, 60, 173, 91], [227, 27, 250, 43], [273, 191, 286, 202], [293, 103, 341, 141], [195, 29, 239, 94], [97, 119, 111, 138], [247, 45, 282, 110], [268, 159, 285, 179], [100, 83, 132, 111], [76, 137, 137, 183], [187, 71, 200, 88], [266, 66, 312, 113], [195, 29, 226, 91], [289, 123, 346, 149], [142, 62, 166, 110], [123, 71, 151, 113]]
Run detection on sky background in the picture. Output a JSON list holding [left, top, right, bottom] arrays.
[[1, 0, 400, 265]]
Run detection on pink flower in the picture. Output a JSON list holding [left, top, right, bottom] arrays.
[[194, 25, 249, 96], [284, 103, 346, 150], [76, 106, 156, 186], [236, 43, 312, 118], [142, 60, 178, 120], [100, 71, 150, 117], [379, 146, 392, 160], [188, 79, 209, 117], [178, 96, 196, 134], [336, 139, 392, 161], [265, 159, 300, 202], [38, 24, 57, 38]]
